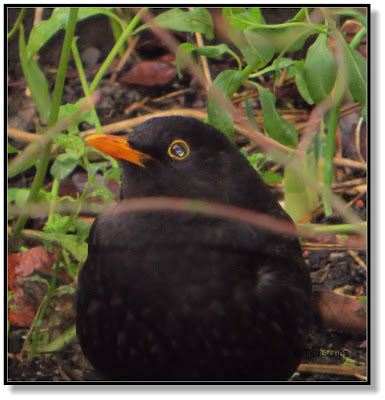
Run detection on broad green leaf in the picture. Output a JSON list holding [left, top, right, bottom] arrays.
[[31, 275, 50, 287], [230, 29, 275, 69], [250, 8, 265, 24], [207, 70, 246, 140], [44, 213, 71, 233], [56, 285, 76, 295], [50, 153, 79, 180], [304, 34, 336, 104], [272, 58, 295, 86], [222, 8, 247, 18], [154, 8, 214, 39], [8, 188, 50, 204], [86, 186, 116, 203], [273, 57, 294, 70], [58, 99, 96, 124], [15, 189, 31, 208], [284, 151, 319, 222], [247, 153, 266, 169], [260, 170, 283, 184], [358, 297, 367, 306], [226, 8, 265, 30], [54, 134, 84, 157], [270, 24, 316, 53], [19, 26, 51, 122], [27, 231, 88, 263], [8, 143, 18, 154], [344, 45, 367, 109], [294, 60, 314, 104], [73, 219, 91, 242], [255, 84, 298, 148], [284, 167, 310, 223], [175, 43, 195, 77], [176, 43, 239, 77], [27, 7, 116, 58]]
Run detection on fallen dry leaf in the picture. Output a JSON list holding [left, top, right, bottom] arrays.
[[119, 54, 177, 86], [313, 289, 366, 335], [8, 247, 72, 327]]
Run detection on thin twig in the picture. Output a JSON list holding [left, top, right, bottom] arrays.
[[297, 363, 366, 379], [33, 7, 43, 26], [188, 7, 212, 89], [355, 116, 365, 164], [347, 250, 367, 271]]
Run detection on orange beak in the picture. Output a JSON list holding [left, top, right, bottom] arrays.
[[84, 134, 152, 167]]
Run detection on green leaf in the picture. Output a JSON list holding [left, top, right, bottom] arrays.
[[175, 43, 195, 78], [207, 70, 246, 140], [8, 143, 18, 154], [87, 162, 107, 178], [255, 84, 298, 148], [260, 170, 283, 184], [19, 26, 51, 122], [284, 152, 319, 222], [31, 275, 50, 287], [56, 285, 76, 295], [270, 25, 316, 53], [73, 219, 91, 242], [8, 188, 49, 206], [230, 29, 275, 69], [176, 43, 240, 78], [44, 213, 71, 233], [86, 186, 116, 203], [358, 297, 367, 306], [304, 34, 336, 104], [250, 8, 265, 24], [50, 153, 79, 180], [154, 8, 214, 39], [27, 7, 116, 58], [27, 231, 88, 263], [58, 98, 97, 130], [14, 188, 31, 208], [344, 45, 367, 109], [54, 134, 84, 157], [247, 153, 266, 168], [294, 60, 314, 104], [226, 8, 265, 30]]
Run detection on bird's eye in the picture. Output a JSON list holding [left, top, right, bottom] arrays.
[[168, 140, 190, 160]]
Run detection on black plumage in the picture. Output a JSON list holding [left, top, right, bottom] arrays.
[[76, 116, 312, 381]]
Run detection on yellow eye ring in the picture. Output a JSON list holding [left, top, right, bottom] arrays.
[[168, 140, 190, 160]]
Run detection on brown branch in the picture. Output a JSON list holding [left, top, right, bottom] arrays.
[[297, 363, 366, 379]]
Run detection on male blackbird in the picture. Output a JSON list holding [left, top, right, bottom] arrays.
[[76, 116, 312, 381]]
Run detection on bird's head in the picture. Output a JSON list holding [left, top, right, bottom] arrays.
[[85, 116, 277, 211]]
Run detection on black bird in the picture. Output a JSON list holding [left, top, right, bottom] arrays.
[[76, 116, 312, 381]]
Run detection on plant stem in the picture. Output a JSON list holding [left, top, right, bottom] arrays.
[[47, 8, 79, 127], [90, 7, 148, 93], [71, 38, 103, 133], [10, 8, 79, 239], [301, 221, 366, 235], [323, 99, 342, 216], [28, 248, 63, 360], [47, 178, 60, 226], [349, 26, 366, 49], [7, 8, 27, 41], [240, 64, 255, 80]]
